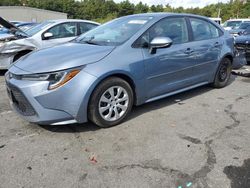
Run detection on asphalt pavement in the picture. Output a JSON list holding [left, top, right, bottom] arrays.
[[0, 67, 250, 188]]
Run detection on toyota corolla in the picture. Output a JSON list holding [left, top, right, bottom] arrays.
[[5, 13, 234, 127]]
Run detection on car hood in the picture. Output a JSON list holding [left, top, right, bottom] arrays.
[[230, 29, 244, 34], [235, 35, 250, 44], [12, 42, 116, 74], [224, 27, 232, 31]]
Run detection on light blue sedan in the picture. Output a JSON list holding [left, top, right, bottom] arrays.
[[5, 13, 234, 127]]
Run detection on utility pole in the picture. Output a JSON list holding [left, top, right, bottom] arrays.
[[218, 8, 221, 18], [217, 0, 221, 18]]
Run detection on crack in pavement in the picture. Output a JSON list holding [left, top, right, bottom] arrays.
[[205, 93, 250, 141], [224, 104, 240, 130], [100, 140, 216, 188], [178, 134, 202, 144], [101, 159, 192, 187], [193, 141, 216, 179]]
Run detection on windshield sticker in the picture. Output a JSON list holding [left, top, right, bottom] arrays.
[[128, 20, 148, 24]]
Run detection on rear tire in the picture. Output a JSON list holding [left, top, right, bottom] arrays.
[[212, 58, 232, 88], [88, 77, 133, 128]]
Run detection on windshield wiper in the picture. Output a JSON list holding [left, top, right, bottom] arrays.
[[82, 40, 100, 45]]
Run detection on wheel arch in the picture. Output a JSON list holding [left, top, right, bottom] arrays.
[[89, 72, 138, 106], [221, 53, 234, 64], [13, 49, 33, 62]]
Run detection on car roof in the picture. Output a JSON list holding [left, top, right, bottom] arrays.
[[47, 19, 100, 25], [123, 12, 213, 21], [227, 19, 250, 21]]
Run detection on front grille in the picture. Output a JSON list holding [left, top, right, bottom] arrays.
[[235, 43, 250, 51], [6, 83, 36, 116], [246, 43, 250, 52], [235, 43, 246, 51]]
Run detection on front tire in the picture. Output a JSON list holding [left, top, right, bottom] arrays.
[[212, 58, 232, 88], [88, 77, 133, 128]]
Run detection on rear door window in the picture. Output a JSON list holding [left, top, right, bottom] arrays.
[[79, 23, 98, 34], [190, 18, 221, 41]]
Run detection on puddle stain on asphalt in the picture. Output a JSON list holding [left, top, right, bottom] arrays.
[[224, 158, 250, 188]]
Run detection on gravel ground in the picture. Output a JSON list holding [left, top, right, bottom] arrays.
[[0, 67, 250, 188]]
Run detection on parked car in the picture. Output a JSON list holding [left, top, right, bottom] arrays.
[[223, 19, 250, 31], [0, 17, 100, 70], [0, 21, 37, 34], [15, 22, 38, 31], [209, 17, 222, 25], [5, 13, 234, 127], [230, 22, 250, 37], [235, 26, 250, 64]]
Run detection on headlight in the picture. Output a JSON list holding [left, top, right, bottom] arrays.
[[21, 69, 81, 90]]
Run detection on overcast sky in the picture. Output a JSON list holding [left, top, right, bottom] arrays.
[[113, 0, 229, 8]]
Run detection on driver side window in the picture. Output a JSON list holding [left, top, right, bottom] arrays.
[[135, 17, 189, 48]]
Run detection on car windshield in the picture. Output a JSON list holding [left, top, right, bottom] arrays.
[[18, 24, 37, 31], [243, 26, 250, 35], [239, 22, 250, 29], [25, 21, 55, 36], [224, 21, 242, 27], [75, 16, 153, 46]]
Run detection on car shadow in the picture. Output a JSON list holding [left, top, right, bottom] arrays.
[[40, 82, 225, 133], [39, 122, 100, 133], [128, 85, 213, 121]]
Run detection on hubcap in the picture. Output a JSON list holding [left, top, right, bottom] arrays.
[[98, 86, 129, 122], [219, 63, 229, 82]]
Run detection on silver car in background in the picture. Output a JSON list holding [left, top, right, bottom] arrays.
[[0, 18, 100, 69]]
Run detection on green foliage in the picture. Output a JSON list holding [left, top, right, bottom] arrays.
[[0, 0, 249, 23], [135, 2, 149, 14], [150, 5, 164, 12]]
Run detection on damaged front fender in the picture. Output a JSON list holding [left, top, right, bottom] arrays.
[[0, 38, 38, 69], [0, 37, 38, 54]]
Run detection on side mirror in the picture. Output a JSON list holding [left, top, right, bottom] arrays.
[[43, 32, 53, 40], [149, 37, 173, 54]]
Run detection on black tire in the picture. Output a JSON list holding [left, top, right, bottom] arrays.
[[212, 58, 232, 88], [88, 77, 134, 128]]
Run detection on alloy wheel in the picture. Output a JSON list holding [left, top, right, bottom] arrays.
[[98, 86, 129, 122]]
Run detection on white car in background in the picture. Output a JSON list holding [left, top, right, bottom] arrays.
[[223, 19, 250, 31], [209, 17, 222, 25], [0, 17, 100, 70]]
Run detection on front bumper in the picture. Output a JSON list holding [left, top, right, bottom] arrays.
[[246, 47, 250, 62], [5, 68, 97, 125], [0, 54, 13, 70]]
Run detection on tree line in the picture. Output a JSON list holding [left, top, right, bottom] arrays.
[[0, 0, 249, 23]]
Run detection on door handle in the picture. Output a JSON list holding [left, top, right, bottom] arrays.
[[184, 48, 194, 54], [213, 42, 220, 47]]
